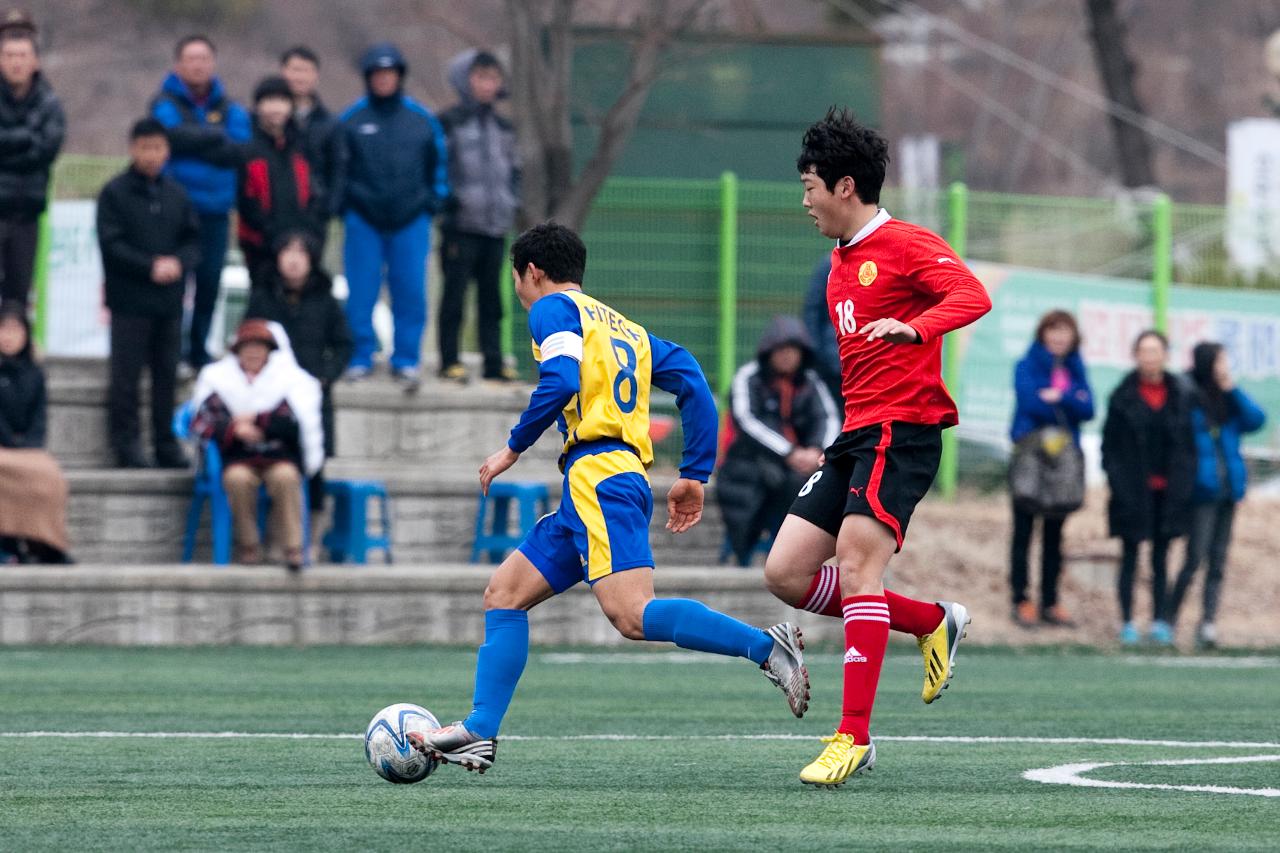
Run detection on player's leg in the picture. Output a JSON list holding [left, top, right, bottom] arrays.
[[410, 514, 578, 772], [590, 567, 809, 718], [572, 451, 809, 716]]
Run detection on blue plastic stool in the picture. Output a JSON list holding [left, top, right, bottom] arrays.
[[719, 530, 774, 568], [471, 482, 551, 563], [175, 400, 311, 566], [323, 479, 393, 564]]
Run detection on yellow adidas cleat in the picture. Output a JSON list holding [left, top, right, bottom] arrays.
[[918, 601, 971, 704], [799, 732, 876, 787]]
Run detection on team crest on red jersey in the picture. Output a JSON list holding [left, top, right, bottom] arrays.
[[858, 260, 877, 286]]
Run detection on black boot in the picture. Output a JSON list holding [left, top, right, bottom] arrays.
[[116, 444, 152, 469], [154, 441, 190, 469]]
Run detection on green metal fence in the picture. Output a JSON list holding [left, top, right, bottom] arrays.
[[40, 155, 1262, 485]]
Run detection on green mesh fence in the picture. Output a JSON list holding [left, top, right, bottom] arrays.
[[51, 155, 127, 199]]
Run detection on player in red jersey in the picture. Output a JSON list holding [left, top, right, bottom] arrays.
[[762, 108, 992, 786]]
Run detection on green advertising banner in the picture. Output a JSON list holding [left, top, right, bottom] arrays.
[[958, 263, 1280, 456]]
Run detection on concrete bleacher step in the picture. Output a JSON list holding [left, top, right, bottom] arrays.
[[64, 465, 729, 567]]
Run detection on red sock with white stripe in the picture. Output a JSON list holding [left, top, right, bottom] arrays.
[[800, 566, 944, 636], [838, 594, 889, 744]]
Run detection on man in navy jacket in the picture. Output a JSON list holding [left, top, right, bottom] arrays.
[[150, 35, 251, 370], [339, 43, 449, 390]]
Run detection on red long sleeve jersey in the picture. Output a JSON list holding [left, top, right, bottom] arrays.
[[827, 211, 992, 432]]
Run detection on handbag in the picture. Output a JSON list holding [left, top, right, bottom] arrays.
[[1009, 409, 1085, 518]]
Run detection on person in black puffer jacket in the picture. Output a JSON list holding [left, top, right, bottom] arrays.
[[717, 315, 842, 566], [0, 15, 65, 311], [1101, 329, 1195, 647], [0, 306, 70, 562], [245, 231, 352, 511]]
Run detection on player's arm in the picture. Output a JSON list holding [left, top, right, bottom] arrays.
[[480, 294, 582, 493], [876, 233, 991, 345], [649, 334, 717, 533]]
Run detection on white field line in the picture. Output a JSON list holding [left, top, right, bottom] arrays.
[[2, 732, 1279, 749], [1023, 754, 1280, 797]]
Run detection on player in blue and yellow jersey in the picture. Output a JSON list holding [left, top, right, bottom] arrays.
[[409, 223, 810, 772]]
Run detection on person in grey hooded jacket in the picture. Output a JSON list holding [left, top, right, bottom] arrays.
[[717, 315, 841, 566], [436, 50, 521, 383]]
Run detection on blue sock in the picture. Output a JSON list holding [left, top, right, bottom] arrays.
[[641, 598, 774, 666], [462, 609, 529, 739]]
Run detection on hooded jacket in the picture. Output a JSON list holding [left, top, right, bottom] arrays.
[[0, 71, 64, 217], [717, 316, 841, 543], [191, 322, 324, 477], [1186, 378, 1266, 503], [150, 72, 252, 214], [339, 43, 449, 231], [237, 119, 326, 252], [438, 50, 520, 237]]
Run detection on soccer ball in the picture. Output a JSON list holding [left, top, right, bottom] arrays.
[[364, 703, 441, 784]]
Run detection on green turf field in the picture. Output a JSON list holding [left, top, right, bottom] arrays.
[[2, 645, 1278, 851]]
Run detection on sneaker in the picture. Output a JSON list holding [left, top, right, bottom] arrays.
[[1149, 620, 1174, 646], [408, 722, 496, 773], [918, 601, 970, 704], [1119, 621, 1140, 646], [760, 622, 809, 718], [1012, 600, 1038, 628], [1040, 604, 1076, 627], [799, 733, 876, 787], [343, 365, 372, 383], [439, 363, 468, 384], [1197, 622, 1218, 651], [391, 366, 421, 394]]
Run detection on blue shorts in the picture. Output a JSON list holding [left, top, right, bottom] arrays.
[[517, 442, 654, 593]]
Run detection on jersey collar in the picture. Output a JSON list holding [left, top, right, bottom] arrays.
[[836, 208, 891, 248]]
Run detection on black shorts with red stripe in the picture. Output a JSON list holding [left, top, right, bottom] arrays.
[[787, 421, 942, 552]]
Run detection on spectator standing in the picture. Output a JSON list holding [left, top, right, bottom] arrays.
[[1007, 310, 1094, 627], [436, 49, 520, 383], [801, 256, 842, 402], [151, 35, 250, 370], [339, 42, 449, 391], [245, 231, 352, 516], [717, 316, 840, 566], [97, 118, 200, 469], [1166, 342, 1266, 649], [279, 45, 344, 235], [0, 306, 70, 562], [191, 320, 322, 571], [0, 12, 63, 311], [1101, 330, 1194, 646], [237, 76, 325, 289]]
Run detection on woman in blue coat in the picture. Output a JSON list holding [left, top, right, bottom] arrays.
[[1008, 311, 1095, 627], [1165, 342, 1266, 649]]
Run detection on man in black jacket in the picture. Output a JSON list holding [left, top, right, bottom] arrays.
[[98, 119, 201, 468], [0, 14, 64, 311], [717, 316, 842, 566], [280, 46, 344, 230]]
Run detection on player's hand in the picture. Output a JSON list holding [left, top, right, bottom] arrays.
[[666, 477, 704, 534], [479, 446, 520, 495], [858, 318, 920, 344]]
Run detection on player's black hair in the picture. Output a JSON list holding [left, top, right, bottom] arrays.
[[130, 117, 167, 140], [511, 222, 587, 284], [281, 45, 320, 68], [174, 34, 216, 59], [796, 106, 890, 203], [1132, 328, 1168, 354]]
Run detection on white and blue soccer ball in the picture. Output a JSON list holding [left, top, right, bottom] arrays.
[[364, 703, 441, 784]]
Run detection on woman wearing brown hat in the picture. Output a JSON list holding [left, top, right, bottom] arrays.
[[189, 319, 323, 569]]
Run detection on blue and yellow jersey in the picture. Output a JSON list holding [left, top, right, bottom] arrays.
[[507, 289, 718, 482]]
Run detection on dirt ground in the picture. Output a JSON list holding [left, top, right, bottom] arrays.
[[882, 489, 1280, 650]]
